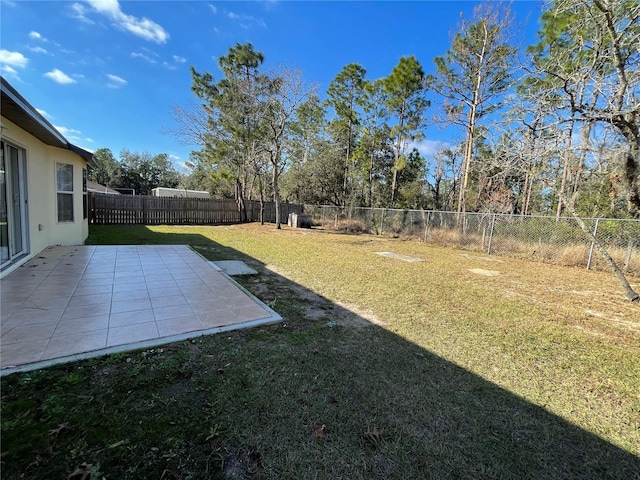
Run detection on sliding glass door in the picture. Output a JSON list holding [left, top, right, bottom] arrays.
[[0, 141, 28, 270]]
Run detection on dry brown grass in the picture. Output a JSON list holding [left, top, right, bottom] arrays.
[[377, 225, 640, 275], [328, 218, 370, 234]]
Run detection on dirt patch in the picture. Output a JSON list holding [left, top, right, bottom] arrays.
[[573, 325, 610, 339], [335, 301, 385, 327], [246, 264, 384, 328], [458, 253, 504, 263], [565, 289, 606, 296], [584, 309, 640, 332], [469, 268, 501, 277], [376, 251, 423, 262], [224, 447, 262, 479]]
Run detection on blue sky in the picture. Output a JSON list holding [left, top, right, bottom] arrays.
[[1, 0, 544, 170]]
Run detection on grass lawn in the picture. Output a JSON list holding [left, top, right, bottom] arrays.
[[2, 223, 639, 479]]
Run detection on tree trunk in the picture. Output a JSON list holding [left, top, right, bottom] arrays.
[[369, 152, 375, 207], [562, 193, 639, 302], [258, 175, 265, 225], [368, 131, 376, 207], [556, 118, 576, 220], [525, 170, 534, 216], [457, 124, 474, 214], [521, 170, 531, 215], [391, 167, 399, 207], [391, 101, 409, 208], [235, 177, 247, 223], [433, 177, 442, 210], [556, 153, 570, 219], [272, 160, 281, 229], [572, 93, 599, 199], [622, 143, 640, 218], [342, 117, 353, 206]]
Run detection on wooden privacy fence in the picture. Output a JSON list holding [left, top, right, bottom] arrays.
[[89, 193, 303, 226]]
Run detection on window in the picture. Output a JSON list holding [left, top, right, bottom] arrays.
[[82, 168, 88, 219], [56, 163, 74, 222]]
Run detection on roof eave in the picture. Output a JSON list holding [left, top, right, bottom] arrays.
[[68, 143, 96, 167]]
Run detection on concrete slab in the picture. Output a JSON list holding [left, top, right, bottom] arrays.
[[1, 245, 279, 376], [375, 252, 424, 263], [210, 260, 258, 276]]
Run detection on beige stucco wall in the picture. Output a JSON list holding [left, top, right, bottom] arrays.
[[1, 116, 89, 277]]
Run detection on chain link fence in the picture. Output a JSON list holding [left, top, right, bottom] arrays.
[[303, 205, 640, 276]]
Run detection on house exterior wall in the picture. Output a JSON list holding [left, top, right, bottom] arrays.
[[1, 117, 88, 277]]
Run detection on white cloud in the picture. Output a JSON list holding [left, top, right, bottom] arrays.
[[107, 73, 127, 88], [56, 126, 81, 135], [70, 3, 94, 24], [55, 127, 95, 151], [209, 4, 217, 14], [163, 62, 176, 71], [86, 0, 169, 43], [36, 108, 53, 120], [173, 55, 186, 63], [131, 51, 156, 64], [408, 139, 452, 159], [262, 0, 280, 11], [0, 65, 19, 80], [0, 49, 28, 68], [28, 46, 48, 54], [55, 125, 82, 140], [44, 68, 77, 84], [28, 31, 43, 41], [227, 11, 266, 28]]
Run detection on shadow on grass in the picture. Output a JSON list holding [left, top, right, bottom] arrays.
[[1, 225, 638, 479]]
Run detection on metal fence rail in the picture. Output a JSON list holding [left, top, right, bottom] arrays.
[[304, 205, 640, 275]]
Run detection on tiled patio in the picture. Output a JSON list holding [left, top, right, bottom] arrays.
[[0, 245, 280, 375]]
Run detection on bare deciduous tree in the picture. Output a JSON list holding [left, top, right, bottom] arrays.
[[264, 66, 317, 228], [529, 0, 640, 217]]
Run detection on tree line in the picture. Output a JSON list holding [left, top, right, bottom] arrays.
[[95, 0, 638, 221], [89, 149, 180, 196]]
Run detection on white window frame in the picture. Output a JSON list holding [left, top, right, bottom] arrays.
[[56, 162, 74, 223]]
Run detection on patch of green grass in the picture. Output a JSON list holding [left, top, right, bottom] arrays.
[[2, 224, 639, 479]]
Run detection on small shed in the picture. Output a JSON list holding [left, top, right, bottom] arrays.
[[151, 187, 210, 199], [288, 212, 312, 228]]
